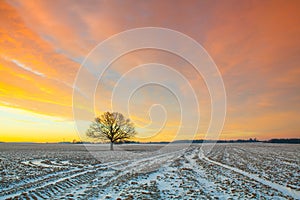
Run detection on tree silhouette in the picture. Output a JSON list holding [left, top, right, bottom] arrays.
[[86, 112, 136, 150]]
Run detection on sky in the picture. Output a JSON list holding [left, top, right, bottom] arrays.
[[0, 0, 299, 142]]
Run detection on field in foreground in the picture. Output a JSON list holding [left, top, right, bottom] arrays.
[[0, 143, 299, 199]]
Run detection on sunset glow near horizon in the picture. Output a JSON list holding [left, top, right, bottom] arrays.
[[0, 0, 300, 142]]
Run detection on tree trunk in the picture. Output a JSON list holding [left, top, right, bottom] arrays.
[[110, 142, 113, 151]]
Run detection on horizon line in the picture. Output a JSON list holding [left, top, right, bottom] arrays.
[[1, 138, 299, 144]]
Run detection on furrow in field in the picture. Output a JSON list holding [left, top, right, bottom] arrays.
[[1, 159, 131, 200], [199, 148, 300, 199], [2, 149, 185, 199], [78, 149, 186, 199]]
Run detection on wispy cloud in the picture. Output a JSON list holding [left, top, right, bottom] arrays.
[[11, 59, 45, 77]]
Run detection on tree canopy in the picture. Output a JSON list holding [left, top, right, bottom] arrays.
[[86, 112, 136, 150]]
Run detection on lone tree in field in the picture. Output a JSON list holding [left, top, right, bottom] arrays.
[[86, 112, 136, 150]]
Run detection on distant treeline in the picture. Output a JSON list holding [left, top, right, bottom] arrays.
[[192, 138, 299, 144], [58, 138, 299, 144], [138, 138, 259, 144], [263, 138, 300, 144], [118, 138, 300, 144], [58, 141, 92, 144]]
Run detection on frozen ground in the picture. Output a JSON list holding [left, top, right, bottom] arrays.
[[0, 143, 299, 199]]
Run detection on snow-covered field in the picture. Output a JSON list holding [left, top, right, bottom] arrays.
[[0, 143, 299, 199]]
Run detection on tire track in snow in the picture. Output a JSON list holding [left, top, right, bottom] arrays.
[[81, 149, 187, 199], [198, 148, 300, 199], [2, 149, 185, 199], [0, 159, 131, 199]]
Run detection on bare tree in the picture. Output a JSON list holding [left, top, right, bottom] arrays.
[[86, 112, 136, 150]]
